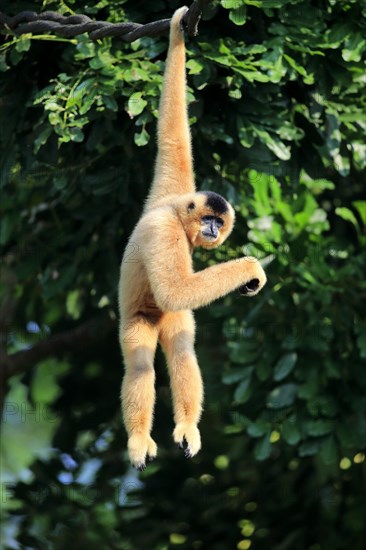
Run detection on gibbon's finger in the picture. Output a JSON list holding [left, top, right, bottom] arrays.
[[171, 6, 189, 34], [179, 6, 189, 32]]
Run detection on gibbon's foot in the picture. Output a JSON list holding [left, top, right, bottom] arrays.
[[127, 433, 157, 470], [238, 278, 260, 295], [173, 423, 201, 458], [177, 437, 193, 458]]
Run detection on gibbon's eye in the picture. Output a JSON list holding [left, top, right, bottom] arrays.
[[201, 215, 224, 228]]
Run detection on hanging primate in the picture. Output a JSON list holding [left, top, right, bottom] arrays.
[[119, 6, 267, 469]]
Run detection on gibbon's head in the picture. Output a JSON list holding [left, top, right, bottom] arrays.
[[176, 191, 235, 249]]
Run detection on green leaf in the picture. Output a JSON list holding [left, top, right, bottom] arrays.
[[254, 433, 271, 461], [102, 95, 118, 112], [273, 353, 297, 381], [34, 126, 52, 153], [186, 59, 204, 75], [223, 366, 254, 384], [31, 359, 69, 404], [228, 340, 259, 364], [1, 378, 60, 483], [267, 384, 298, 409], [352, 201, 366, 226], [319, 436, 337, 465], [252, 126, 291, 160], [229, 6, 247, 26], [134, 128, 150, 147], [247, 419, 270, 438], [283, 54, 307, 78], [15, 36, 31, 53], [298, 440, 321, 457], [306, 420, 334, 437], [66, 290, 83, 320], [221, 0, 241, 8], [342, 33, 366, 62], [282, 419, 301, 445], [66, 79, 92, 109], [335, 207, 359, 229], [233, 377, 252, 403], [256, 360, 272, 381], [127, 92, 147, 117]]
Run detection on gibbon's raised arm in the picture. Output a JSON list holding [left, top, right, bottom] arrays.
[[140, 211, 267, 312], [145, 6, 195, 211]]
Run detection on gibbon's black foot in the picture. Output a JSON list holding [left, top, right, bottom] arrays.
[[173, 424, 201, 457], [178, 436, 187, 451], [177, 437, 193, 459], [239, 278, 260, 295], [134, 454, 155, 470], [184, 448, 193, 459]]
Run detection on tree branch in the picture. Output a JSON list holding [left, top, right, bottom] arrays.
[[1, 315, 117, 381]]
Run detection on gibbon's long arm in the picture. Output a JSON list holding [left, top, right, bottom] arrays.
[[140, 211, 266, 312], [145, 7, 195, 211]]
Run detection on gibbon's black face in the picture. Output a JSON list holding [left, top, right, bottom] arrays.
[[178, 191, 235, 249], [198, 192, 231, 247], [201, 215, 224, 241]]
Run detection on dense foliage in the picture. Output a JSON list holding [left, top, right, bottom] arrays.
[[1, 0, 365, 549]]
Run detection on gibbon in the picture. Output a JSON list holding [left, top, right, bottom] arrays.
[[119, 6, 267, 470]]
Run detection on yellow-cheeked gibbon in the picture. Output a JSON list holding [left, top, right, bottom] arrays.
[[119, 6, 267, 469]]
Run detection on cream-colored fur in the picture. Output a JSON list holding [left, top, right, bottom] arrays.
[[119, 6, 267, 469]]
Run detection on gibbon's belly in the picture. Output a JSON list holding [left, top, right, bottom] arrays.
[[119, 258, 163, 324]]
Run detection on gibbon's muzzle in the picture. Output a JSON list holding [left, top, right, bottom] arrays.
[[201, 216, 223, 240], [202, 224, 218, 239]]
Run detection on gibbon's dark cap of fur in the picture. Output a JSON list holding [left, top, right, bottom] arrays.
[[201, 191, 228, 215]]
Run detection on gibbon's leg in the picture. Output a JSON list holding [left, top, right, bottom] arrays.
[[159, 310, 203, 457], [120, 316, 159, 469], [145, 6, 195, 212]]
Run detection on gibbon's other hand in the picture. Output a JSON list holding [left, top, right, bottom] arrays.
[[238, 256, 267, 296]]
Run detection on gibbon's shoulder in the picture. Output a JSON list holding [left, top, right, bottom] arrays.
[[136, 205, 181, 239]]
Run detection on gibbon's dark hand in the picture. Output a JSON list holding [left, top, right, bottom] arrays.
[[238, 278, 260, 295]]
